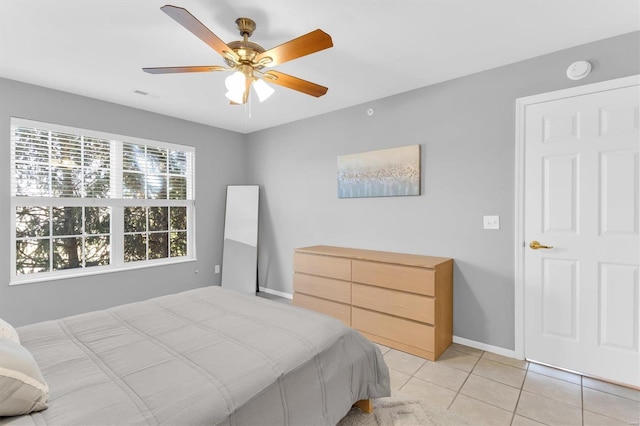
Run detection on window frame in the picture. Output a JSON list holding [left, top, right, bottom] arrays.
[[9, 117, 197, 285]]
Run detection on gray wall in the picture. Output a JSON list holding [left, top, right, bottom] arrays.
[[2, 31, 637, 350], [0, 78, 247, 326], [246, 31, 640, 350]]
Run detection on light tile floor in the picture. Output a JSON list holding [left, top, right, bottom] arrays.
[[378, 343, 640, 426], [256, 293, 639, 425]]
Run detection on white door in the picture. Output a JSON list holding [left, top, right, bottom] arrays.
[[523, 81, 639, 387]]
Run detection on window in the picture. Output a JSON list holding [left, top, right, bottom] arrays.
[[10, 118, 195, 284]]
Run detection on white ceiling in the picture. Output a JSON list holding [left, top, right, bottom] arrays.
[[1, 1, 638, 134]]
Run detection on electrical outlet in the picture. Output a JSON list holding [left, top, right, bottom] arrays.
[[215, 265, 220, 274], [483, 215, 500, 230]]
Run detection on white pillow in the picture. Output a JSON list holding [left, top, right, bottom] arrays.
[[0, 319, 20, 344], [0, 339, 49, 416]]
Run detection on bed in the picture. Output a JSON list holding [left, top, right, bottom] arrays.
[[1, 286, 390, 425]]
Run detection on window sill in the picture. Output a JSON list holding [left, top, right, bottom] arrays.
[[9, 257, 197, 286]]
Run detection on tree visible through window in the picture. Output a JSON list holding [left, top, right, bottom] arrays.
[[10, 118, 195, 283], [15, 206, 111, 274]]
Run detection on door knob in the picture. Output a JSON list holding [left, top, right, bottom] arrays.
[[529, 240, 553, 250]]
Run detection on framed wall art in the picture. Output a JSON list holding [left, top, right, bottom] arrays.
[[337, 144, 421, 198]]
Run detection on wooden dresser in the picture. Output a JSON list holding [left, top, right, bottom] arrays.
[[292, 245, 453, 360]]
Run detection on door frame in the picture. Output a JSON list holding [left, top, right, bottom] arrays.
[[513, 74, 640, 360]]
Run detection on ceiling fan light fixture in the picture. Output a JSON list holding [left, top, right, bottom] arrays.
[[253, 78, 275, 102], [225, 90, 244, 104], [225, 71, 245, 91], [225, 71, 246, 103]]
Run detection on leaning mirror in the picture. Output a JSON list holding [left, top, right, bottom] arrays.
[[221, 185, 259, 294]]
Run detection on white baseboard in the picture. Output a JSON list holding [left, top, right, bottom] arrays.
[[453, 335, 519, 359], [258, 287, 293, 300]]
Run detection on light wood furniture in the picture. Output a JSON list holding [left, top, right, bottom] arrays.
[[353, 399, 373, 414], [292, 245, 453, 361]]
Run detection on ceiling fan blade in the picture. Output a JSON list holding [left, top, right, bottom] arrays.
[[263, 71, 328, 97], [143, 65, 227, 74], [255, 29, 332, 67], [161, 5, 239, 63]]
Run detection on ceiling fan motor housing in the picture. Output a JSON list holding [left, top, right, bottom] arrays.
[[235, 17, 256, 37], [225, 40, 266, 68], [225, 18, 267, 69]]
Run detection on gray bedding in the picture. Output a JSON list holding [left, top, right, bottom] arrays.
[[2, 286, 390, 425]]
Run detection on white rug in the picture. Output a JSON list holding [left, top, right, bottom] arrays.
[[338, 398, 469, 426]]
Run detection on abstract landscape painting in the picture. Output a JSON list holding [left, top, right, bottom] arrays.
[[337, 145, 421, 198]]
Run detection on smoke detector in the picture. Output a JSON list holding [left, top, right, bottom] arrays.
[[566, 61, 592, 80]]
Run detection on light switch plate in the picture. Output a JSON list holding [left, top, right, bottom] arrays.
[[483, 215, 500, 230]]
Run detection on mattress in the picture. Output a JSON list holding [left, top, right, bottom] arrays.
[[2, 286, 390, 425]]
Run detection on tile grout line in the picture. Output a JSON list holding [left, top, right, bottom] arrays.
[[395, 347, 480, 398], [391, 350, 426, 393], [581, 382, 640, 403], [408, 359, 427, 387], [464, 354, 531, 391], [453, 392, 526, 419], [527, 364, 631, 419], [445, 351, 536, 417], [387, 345, 638, 424], [509, 362, 530, 425], [445, 350, 484, 411]]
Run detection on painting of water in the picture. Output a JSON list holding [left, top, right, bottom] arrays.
[[337, 145, 421, 198]]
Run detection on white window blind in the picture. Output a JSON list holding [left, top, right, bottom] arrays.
[[10, 117, 196, 284]]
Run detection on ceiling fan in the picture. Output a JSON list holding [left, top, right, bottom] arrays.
[[143, 5, 333, 104]]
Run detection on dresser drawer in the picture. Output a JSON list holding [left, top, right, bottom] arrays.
[[352, 307, 434, 352], [352, 260, 435, 296], [294, 253, 351, 281], [294, 273, 350, 304], [293, 293, 351, 326], [352, 283, 434, 324]]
